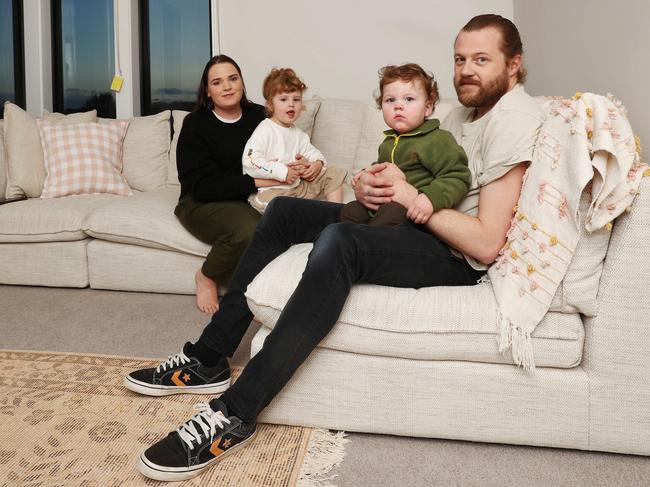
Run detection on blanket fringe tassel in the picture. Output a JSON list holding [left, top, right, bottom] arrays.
[[497, 312, 536, 372], [297, 429, 350, 487]]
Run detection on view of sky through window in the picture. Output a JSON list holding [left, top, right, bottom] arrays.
[[147, 0, 210, 113], [0, 0, 17, 108], [58, 0, 115, 116]]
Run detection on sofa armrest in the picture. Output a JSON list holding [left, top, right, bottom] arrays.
[[582, 175, 650, 454]]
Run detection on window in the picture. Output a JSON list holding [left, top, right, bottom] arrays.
[[140, 0, 211, 115], [0, 0, 25, 116], [51, 0, 116, 118]]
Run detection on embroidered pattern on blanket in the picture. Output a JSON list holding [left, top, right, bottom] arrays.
[[488, 93, 648, 371]]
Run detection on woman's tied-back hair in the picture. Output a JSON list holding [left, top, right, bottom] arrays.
[[262, 68, 307, 116], [375, 63, 439, 109], [195, 54, 252, 112], [461, 14, 527, 84]]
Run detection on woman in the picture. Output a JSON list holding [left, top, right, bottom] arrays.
[[175, 55, 275, 314]]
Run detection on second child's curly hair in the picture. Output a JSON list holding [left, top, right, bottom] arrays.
[[262, 68, 307, 116], [375, 63, 439, 110]]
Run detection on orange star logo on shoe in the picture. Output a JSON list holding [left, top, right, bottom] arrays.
[[171, 370, 187, 387], [209, 436, 225, 456]]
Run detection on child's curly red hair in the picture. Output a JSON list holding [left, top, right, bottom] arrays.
[[375, 63, 439, 109], [262, 68, 307, 116]]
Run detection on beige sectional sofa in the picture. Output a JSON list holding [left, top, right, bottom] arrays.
[[1, 97, 648, 456]]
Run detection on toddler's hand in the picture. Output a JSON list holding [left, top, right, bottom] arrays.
[[285, 165, 301, 185], [407, 193, 434, 224], [301, 160, 323, 182]]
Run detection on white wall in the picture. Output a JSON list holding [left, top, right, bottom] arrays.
[[514, 0, 650, 150], [219, 0, 513, 105]]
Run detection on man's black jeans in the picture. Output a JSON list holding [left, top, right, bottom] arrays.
[[199, 197, 484, 422]]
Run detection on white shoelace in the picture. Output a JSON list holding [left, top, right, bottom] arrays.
[[176, 403, 231, 450], [155, 350, 191, 373]]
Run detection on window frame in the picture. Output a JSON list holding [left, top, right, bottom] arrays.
[[50, 0, 64, 112]]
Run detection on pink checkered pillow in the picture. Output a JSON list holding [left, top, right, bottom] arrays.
[[36, 119, 132, 198]]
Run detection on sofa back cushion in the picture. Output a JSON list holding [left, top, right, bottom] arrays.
[[310, 98, 366, 172], [0, 120, 6, 197], [548, 186, 612, 316], [122, 110, 171, 191], [293, 97, 321, 137], [3, 103, 97, 198], [99, 110, 171, 191]]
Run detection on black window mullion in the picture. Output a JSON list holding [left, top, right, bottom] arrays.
[[12, 0, 25, 108], [139, 0, 151, 115], [51, 0, 64, 113]]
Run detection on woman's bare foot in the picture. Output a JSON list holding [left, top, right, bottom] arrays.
[[195, 269, 219, 314]]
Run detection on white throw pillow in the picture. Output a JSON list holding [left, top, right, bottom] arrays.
[[100, 111, 171, 191], [3, 103, 97, 198], [37, 119, 131, 198]]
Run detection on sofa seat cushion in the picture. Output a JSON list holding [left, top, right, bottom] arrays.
[[246, 244, 584, 368], [0, 194, 122, 243], [84, 186, 211, 256]]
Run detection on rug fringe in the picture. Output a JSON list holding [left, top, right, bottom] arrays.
[[297, 429, 349, 487]]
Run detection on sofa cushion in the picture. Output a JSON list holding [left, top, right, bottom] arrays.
[[548, 189, 611, 316], [0, 240, 90, 287], [3, 103, 97, 198], [310, 99, 366, 172], [100, 111, 171, 192], [84, 186, 211, 256], [246, 244, 584, 368], [293, 97, 321, 137], [0, 194, 122, 243]]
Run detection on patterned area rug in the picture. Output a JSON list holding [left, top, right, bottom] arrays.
[[0, 350, 347, 487]]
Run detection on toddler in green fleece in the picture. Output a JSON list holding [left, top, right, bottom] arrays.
[[340, 63, 470, 226]]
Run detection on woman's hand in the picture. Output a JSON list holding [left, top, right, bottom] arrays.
[[254, 178, 280, 188], [407, 193, 434, 224]]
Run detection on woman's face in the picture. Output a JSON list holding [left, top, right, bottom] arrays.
[[206, 62, 244, 115]]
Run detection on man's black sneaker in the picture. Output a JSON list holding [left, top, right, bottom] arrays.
[[137, 399, 257, 481], [123, 342, 230, 396]]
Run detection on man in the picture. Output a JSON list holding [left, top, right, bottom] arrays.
[[126, 14, 545, 482]]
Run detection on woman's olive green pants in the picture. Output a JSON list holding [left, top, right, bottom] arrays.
[[174, 196, 260, 284]]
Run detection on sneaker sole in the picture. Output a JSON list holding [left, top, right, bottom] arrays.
[[136, 428, 258, 481], [123, 376, 230, 396]]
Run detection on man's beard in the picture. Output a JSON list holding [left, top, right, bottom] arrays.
[[455, 68, 510, 109]]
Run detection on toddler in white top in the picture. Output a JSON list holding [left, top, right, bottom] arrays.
[[242, 68, 346, 213]]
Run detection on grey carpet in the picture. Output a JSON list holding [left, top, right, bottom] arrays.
[[2, 285, 649, 486]]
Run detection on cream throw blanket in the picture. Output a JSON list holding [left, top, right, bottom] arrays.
[[488, 93, 647, 370]]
